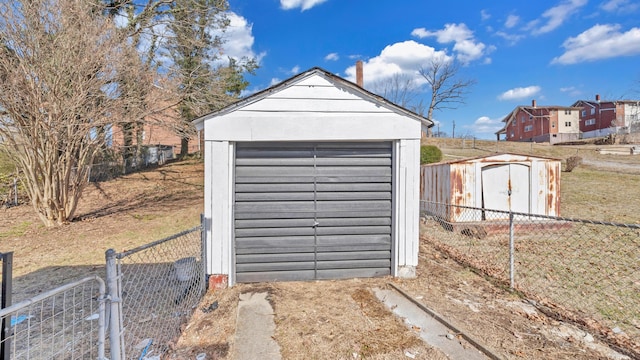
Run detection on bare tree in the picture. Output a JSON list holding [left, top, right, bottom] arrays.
[[369, 73, 426, 115], [0, 0, 158, 226], [419, 58, 476, 137]]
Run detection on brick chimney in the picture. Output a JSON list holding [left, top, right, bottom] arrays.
[[532, 99, 537, 108], [356, 60, 363, 87], [596, 94, 600, 102]]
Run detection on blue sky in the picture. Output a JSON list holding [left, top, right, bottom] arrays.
[[219, 0, 640, 139]]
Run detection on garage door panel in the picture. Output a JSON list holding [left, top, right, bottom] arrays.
[[315, 210, 391, 218], [316, 183, 391, 192], [316, 200, 391, 211], [236, 183, 316, 192], [237, 253, 315, 263], [236, 261, 317, 272], [236, 191, 391, 202], [316, 234, 391, 246], [235, 192, 316, 201], [316, 259, 391, 270], [235, 176, 316, 184], [315, 158, 391, 166], [236, 270, 316, 283], [235, 218, 316, 228], [235, 236, 315, 249], [235, 201, 316, 213], [315, 166, 391, 177], [317, 251, 391, 261], [315, 176, 392, 183], [235, 217, 391, 229], [236, 166, 316, 177], [234, 141, 392, 283], [235, 227, 315, 237], [316, 268, 390, 280], [315, 226, 391, 235], [236, 246, 318, 255], [234, 211, 318, 220], [312, 217, 392, 227]]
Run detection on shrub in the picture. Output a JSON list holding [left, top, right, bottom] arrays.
[[564, 155, 582, 172], [420, 145, 443, 165]]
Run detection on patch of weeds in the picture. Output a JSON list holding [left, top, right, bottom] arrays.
[[131, 213, 159, 221], [0, 221, 32, 239]]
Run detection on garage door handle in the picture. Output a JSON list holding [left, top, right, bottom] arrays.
[[312, 221, 319, 228]]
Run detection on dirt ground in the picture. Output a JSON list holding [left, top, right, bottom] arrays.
[[168, 239, 629, 360], [1, 157, 636, 359], [0, 159, 203, 301]]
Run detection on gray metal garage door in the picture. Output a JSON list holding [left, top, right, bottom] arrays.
[[234, 142, 392, 282]]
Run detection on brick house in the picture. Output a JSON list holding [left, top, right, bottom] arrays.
[[496, 100, 580, 144], [572, 95, 640, 139], [108, 103, 203, 158]]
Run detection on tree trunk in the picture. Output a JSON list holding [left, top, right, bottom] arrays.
[[180, 137, 189, 159]]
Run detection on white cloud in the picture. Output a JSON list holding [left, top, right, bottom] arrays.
[[560, 86, 582, 97], [530, 0, 588, 35], [552, 24, 640, 64], [481, 9, 491, 21], [269, 78, 281, 86], [325, 52, 339, 61], [495, 31, 525, 45], [280, 0, 328, 11], [290, 65, 301, 74], [498, 86, 541, 101], [343, 40, 451, 85], [467, 116, 504, 134], [505, 14, 520, 28], [601, 0, 640, 12], [219, 12, 265, 64], [411, 23, 490, 64]]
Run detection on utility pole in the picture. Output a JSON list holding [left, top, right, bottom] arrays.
[[452, 120, 456, 138]]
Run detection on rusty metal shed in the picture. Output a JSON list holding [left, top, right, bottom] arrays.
[[420, 153, 560, 222]]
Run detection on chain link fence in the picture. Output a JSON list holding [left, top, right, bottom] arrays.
[[106, 224, 206, 360], [0, 276, 107, 360], [420, 200, 640, 358]]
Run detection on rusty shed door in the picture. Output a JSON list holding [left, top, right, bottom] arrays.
[[481, 164, 530, 219]]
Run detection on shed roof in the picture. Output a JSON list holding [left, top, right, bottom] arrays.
[[422, 152, 562, 167], [192, 67, 433, 131]]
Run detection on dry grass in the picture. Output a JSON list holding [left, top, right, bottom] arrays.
[[1, 159, 203, 302], [2, 141, 640, 359]]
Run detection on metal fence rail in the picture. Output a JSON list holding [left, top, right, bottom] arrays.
[[106, 224, 206, 360], [420, 200, 640, 357], [0, 276, 106, 360]]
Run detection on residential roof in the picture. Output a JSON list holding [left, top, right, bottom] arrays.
[[495, 104, 581, 135], [192, 67, 433, 130]]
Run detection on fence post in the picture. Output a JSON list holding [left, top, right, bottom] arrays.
[[12, 179, 17, 206], [1, 252, 13, 360], [105, 249, 123, 360], [509, 211, 515, 290], [200, 214, 208, 291]]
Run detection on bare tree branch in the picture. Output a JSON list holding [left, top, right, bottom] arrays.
[[419, 58, 476, 136]]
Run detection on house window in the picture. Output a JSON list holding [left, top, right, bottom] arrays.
[[552, 123, 555, 128], [590, 108, 595, 115], [529, 116, 533, 121], [524, 125, 533, 132], [565, 110, 571, 115], [510, 131, 514, 137], [565, 121, 572, 127], [585, 119, 595, 126], [581, 110, 586, 117], [521, 116, 525, 123]]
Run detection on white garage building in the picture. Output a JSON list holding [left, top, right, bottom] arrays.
[[193, 67, 431, 286]]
